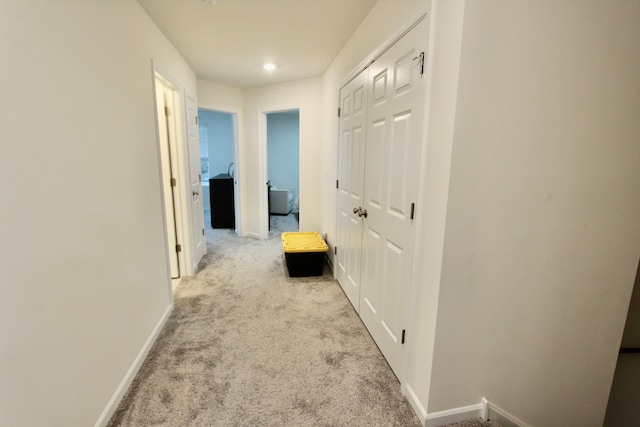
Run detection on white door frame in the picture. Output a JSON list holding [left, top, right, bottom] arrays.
[[334, 7, 431, 390], [153, 72, 187, 286], [152, 62, 203, 283], [197, 104, 244, 237], [258, 105, 301, 239], [184, 93, 207, 270]]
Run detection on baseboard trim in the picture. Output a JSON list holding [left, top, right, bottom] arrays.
[[403, 384, 427, 424], [247, 231, 261, 239], [482, 398, 531, 427], [424, 403, 484, 427], [94, 303, 173, 427]]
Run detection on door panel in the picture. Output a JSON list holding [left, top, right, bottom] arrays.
[[336, 70, 368, 311], [388, 111, 412, 219], [367, 118, 386, 210], [359, 18, 429, 380], [361, 225, 382, 315], [155, 82, 180, 279], [185, 94, 206, 265]]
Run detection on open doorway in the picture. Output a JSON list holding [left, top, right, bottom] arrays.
[[154, 73, 186, 289], [197, 108, 239, 238], [266, 110, 300, 233], [152, 67, 206, 293]]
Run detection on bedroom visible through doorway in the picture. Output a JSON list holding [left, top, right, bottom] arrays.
[[266, 110, 300, 232], [198, 109, 238, 236]]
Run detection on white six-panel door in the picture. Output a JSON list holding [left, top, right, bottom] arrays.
[[155, 81, 181, 279], [336, 17, 428, 380], [336, 70, 368, 311], [185, 94, 207, 267]]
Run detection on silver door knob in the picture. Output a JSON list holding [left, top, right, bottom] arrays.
[[353, 207, 360, 214], [358, 209, 368, 218], [192, 191, 199, 196]]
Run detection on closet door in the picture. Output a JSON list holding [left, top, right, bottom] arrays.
[[359, 18, 429, 379], [336, 70, 368, 311]]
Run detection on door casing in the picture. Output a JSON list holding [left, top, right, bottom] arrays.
[[335, 14, 430, 382], [184, 93, 207, 268], [152, 62, 205, 286], [154, 72, 186, 284], [198, 106, 243, 237]]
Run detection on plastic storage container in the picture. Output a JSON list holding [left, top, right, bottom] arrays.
[[281, 232, 328, 277]]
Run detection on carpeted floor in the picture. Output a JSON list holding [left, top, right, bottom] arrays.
[[107, 214, 423, 426]]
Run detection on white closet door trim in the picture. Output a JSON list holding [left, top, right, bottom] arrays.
[[340, 6, 430, 90]]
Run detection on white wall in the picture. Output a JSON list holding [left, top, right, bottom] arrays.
[[197, 79, 244, 112], [404, 0, 465, 420], [428, 1, 640, 426], [0, 1, 196, 426], [267, 111, 300, 203], [244, 78, 323, 236]]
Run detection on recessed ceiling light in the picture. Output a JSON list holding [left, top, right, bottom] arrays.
[[263, 63, 276, 71]]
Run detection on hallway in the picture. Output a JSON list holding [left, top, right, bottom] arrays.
[[107, 218, 421, 426]]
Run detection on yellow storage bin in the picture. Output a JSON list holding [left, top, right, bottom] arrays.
[[281, 232, 328, 276]]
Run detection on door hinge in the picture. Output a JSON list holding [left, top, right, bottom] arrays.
[[198, 174, 201, 181], [338, 107, 341, 118], [202, 228, 205, 236], [164, 106, 170, 116], [195, 116, 199, 125], [410, 202, 415, 220], [175, 244, 182, 253], [334, 247, 337, 255], [401, 329, 406, 344], [336, 179, 339, 189], [170, 178, 177, 187], [414, 52, 425, 75]]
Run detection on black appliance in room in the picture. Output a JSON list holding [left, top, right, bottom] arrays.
[[209, 173, 234, 229]]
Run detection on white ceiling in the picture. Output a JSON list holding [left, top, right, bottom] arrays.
[[137, 0, 378, 88]]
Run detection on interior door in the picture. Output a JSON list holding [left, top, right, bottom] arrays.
[[336, 70, 368, 311], [155, 81, 181, 279], [358, 18, 429, 379], [185, 94, 206, 265]]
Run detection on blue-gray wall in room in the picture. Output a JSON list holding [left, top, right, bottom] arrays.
[[198, 109, 235, 178], [267, 111, 299, 207]]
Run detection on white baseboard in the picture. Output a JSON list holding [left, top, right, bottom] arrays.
[[482, 398, 531, 427], [94, 303, 174, 427], [424, 403, 484, 427], [247, 231, 261, 239], [403, 384, 427, 424], [420, 398, 530, 427]]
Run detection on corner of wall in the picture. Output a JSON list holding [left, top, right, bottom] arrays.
[[95, 304, 173, 427], [423, 403, 483, 427]]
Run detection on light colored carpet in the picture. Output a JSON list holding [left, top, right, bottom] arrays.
[[108, 214, 422, 426]]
